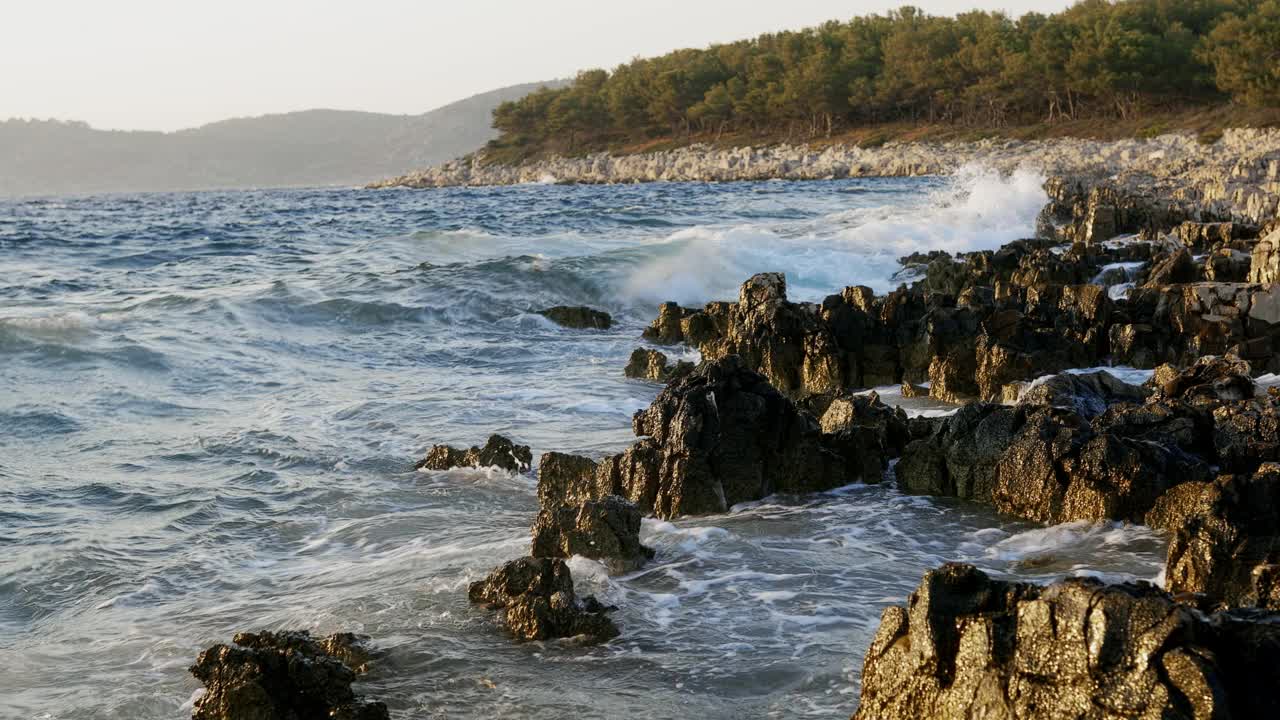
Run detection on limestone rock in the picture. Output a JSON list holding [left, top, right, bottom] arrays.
[[594, 355, 848, 518], [537, 305, 612, 330], [855, 563, 1280, 720], [1142, 247, 1198, 287], [1161, 465, 1280, 610], [819, 392, 910, 483], [530, 495, 654, 573], [1148, 354, 1255, 404], [468, 557, 618, 643], [416, 434, 532, 473], [623, 348, 694, 383], [1249, 228, 1280, 284], [189, 631, 388, 720], [641, 302, 691, 344], [536, 452, 603, 508], [1018, 370, 1149, 419]]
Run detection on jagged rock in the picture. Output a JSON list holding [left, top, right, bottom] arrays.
[[992, 404, 1210, 524], [641, 302, 690, 344], [189, 631, 387, 720], [538, 305, 612, 330], [1142, 247, 1198, 287], [1249, 227, 1280, 283], [536, 452, 603, 508], [530, 495, 654, 573], [468, 557, 618, 643], [1155, 465, 1280, 610], [594, 355, 848, 518], [855, 563, 1280, 720], [819, 392, 910, 483], [900, 381, 928, 398], [898, 399, 1213, 524], [1204, 247, 1251, 282], [416, 434, 532, 473], [1018, 370, 1149, 419], [623, 348, 693, 383], [1148, 355, 1255, 405], [895, 403, 1018, 500], [1213, 395, 1280, 472], [1176, 220, 1239, 251]]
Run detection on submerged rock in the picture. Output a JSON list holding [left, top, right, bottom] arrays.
[[530, 495, 654, 573], [189, 630, 388, 720], [468, 557, 618, 643], [537, 305, 612, 330], [855, 563, 1280, 720], [416, 434, 532, 473], [623, 348, 694, 383]]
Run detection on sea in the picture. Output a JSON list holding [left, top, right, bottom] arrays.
[[1, 168, 1167, 718]]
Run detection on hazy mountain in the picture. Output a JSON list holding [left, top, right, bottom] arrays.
[[0, 81, 563, 196]]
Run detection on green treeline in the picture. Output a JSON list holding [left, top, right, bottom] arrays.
[[489, 0, 1280, 157]]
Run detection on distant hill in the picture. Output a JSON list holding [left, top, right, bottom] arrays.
[[0, 81, 564, 196]]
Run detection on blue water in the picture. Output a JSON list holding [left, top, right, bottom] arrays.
[[1, 178, 1165, 719]]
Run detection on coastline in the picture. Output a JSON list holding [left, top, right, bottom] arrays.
[[371, 128, 1280, 224]]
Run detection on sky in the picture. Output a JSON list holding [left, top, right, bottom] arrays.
[[2, 0, 1075, 132]]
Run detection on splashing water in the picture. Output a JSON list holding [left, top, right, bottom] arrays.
[[0, 174, 1160, 719]]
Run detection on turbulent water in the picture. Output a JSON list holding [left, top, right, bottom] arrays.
[[1, 171, 1168, 719]]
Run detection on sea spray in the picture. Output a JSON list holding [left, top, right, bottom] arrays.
[[620, 164, 1047, 304]]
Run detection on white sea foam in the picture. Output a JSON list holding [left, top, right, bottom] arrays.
[[0, 311, 101, 335], [621, 165, 1048, 304]]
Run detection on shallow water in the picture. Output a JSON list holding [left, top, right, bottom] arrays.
[[1, 174, 1166, 719]]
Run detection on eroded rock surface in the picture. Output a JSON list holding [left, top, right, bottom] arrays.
[[592, 355, 853, 518], [1017, 369, 1149, 419], [530, 495, 654, 573], [190, 630, 388, 720], [855, 563, 1280, 720], [1156, 465, 1280, 611], [416, 434, 533, 473], [468, 557, 618, 643], [624, 348, 694, 383]]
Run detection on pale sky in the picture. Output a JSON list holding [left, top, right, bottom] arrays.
[[2, 0, 1074, 132]]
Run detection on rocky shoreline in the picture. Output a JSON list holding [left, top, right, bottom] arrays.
[[370, 129, 1280, 224], [193, 154, 1280, 718]]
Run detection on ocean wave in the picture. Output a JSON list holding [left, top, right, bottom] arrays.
[[618, 165, 1047, 305]]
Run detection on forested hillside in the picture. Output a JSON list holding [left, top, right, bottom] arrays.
[[486, 0, 1280, 160]]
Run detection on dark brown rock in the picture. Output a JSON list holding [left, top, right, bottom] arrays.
[[1149, 354, 1255, 405], [819, 392, 910, 484], [468, 557, 618, 643], [641, 302, 691, 344], [1018, 369, 1149, 419], [594, 355, 848, 518], [855, 563, 1280, 720], [1142, 247, 1198, 287], [416, 434, 532, 473], [536, 452, 602, 508], [1163, 465, 1280, 610], [530, 495, 654, 573], [895, 403, 1018, 501], [623, 348, 693, 383], [189, 631, 388, 720], [898, 398, 1213, 524], [537, 305, 612, 330]]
